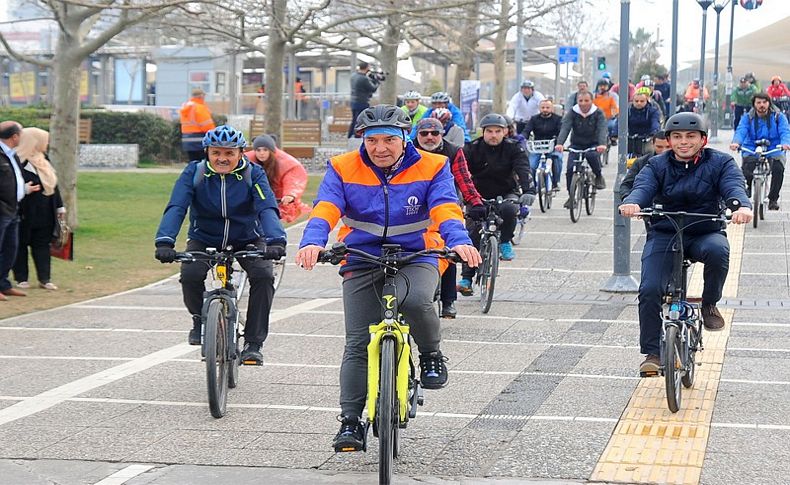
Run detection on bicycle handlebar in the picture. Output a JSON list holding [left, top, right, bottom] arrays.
[[739, 146, 784, 158], [634, 207, 731, 222], [173, 249, 277, 263], [317, 242, 461, 266], [566, 147, 599, 153]]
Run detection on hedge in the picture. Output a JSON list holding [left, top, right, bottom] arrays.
[[0, 107, 227, 163]]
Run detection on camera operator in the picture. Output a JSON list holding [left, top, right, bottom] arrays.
[[347, 61, 383, 138]]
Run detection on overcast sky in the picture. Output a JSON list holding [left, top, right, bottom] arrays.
[[608, 0, 790, 65]]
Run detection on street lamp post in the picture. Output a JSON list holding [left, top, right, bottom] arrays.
[[711, 0, 730, 140], [697, 0, 713, 116], [669, 0, 679, 116], [724, 0, 736, 129]]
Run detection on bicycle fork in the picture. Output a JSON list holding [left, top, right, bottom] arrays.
[[367, 322, 413, 426]]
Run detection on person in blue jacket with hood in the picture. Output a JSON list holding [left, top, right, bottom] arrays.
[[730, 92, 790, 210], [619, 113, 752, 376], [410, 91, 470, 142], [154, 125, 286, 364]]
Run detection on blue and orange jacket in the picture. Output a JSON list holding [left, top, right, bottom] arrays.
[[300, 142, 472, 273]]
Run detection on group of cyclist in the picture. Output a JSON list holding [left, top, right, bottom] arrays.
[[153, 70, 788, 453]]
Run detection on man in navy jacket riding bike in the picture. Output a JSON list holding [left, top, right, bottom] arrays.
[[619, 113, 752, 375], [154, 125, 286, 365]]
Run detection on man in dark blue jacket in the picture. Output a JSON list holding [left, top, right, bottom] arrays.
[[155, 125, 286, 364], [619, 113, 752, 375], [347, 62, 380, 138]]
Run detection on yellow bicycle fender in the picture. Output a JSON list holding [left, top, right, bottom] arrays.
[[397, 337, 411, 422], [366, 327, 383, 423]]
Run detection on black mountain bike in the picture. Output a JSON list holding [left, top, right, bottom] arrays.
[[476, 198, 506, 313], [635, 205, 733, 413], [173, 247, 275, 418], [318, 243, 459, 485], [566, 147, 599, 223]]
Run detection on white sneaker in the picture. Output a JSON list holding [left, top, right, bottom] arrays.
[[17, 281, 29, 289], [39, 282, 58, 290]]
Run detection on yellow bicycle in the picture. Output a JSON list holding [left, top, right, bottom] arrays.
[[319, 242, 458, 485]]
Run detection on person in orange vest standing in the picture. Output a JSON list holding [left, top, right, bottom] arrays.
[[180, 88, 216, 162]]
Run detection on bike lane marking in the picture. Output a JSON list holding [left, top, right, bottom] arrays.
[[94, 464, 155, 485], [591, 223, 745, 485], [0, 298, 337, 427]]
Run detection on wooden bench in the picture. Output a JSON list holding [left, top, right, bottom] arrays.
[[249, 119, 266, 139], [329, 105, 353, 134], [78, 118, 92, 144], [281, 120, 321, 159]]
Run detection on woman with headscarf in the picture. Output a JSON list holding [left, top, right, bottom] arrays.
[[243, 134, 310, 223], [13, 127, 64, 290]]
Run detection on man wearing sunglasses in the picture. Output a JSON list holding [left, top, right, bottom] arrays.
[[412, 117, 485, 318]]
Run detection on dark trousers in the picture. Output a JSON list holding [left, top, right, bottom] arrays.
[[13, 223, 52, 283], [347, 102, 370, 138], [186, 150, 204, 163], [180, 239, 275, 344], [0, 215, 20, 292], [638, 230, 729, 356], [741, 156, 785, 202], [516, 120, 529, 135], [733, 105, 748, 130], [565, 148, 602, 192], [461, 199, 519, 279], [440, 263, 457, 303]]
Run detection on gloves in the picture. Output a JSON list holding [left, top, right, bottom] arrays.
[[264, 243, 286, 260], [155, 243, 176, 263], [519, 193, 536, 207], [466, 204, 487, 221]]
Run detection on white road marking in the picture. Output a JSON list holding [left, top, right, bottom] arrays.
[[94, 465, 155, 485], [0, 299, 337, 426]]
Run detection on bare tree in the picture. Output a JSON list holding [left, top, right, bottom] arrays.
[[0, 0, 198, 227]]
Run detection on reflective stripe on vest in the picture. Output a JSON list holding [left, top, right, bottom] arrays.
[[341, 216, 432, 238]]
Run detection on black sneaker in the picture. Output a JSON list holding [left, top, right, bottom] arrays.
[[440, 301, 457, 319], [333, 415, 365, 452], [595, 175, 606, 190], [240, 342, 263, 365], [563, 198, 572, 209], [420, 351, 449, 389], [188, 315, 202, 345], [769, 199, 780, 210]]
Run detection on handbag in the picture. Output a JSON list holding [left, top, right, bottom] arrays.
[[50, 218, 74, 261]]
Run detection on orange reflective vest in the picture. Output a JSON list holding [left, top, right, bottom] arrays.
[[180, 97, 216, 151]]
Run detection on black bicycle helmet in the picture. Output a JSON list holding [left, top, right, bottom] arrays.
[[479, 113, 508, 129], [354, 104, 412, 133], [664, 112, 708, 135]]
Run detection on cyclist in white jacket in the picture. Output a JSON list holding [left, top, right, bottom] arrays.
[[507, 80, 545, 134]]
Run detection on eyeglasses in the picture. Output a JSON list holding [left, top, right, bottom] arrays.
[[418, 130, 441, 137]]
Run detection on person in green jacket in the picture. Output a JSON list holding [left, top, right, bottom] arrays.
[[732, 77, 759, 130], [401, 90, 427, 126]]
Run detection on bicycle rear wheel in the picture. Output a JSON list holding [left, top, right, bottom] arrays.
[[569, 174, 583, 223], [205, 299, 230, 418], [537, 169, 547, 213], [545, 172, 553, 209], [585, 181, 596, 216], [272, 257, 286, 291], [228, 320, 240, 389], [752, 177, 762, 228], [480, 235, 498, 314], [663, 325, 682, 413], [378, 337, 397, 485]]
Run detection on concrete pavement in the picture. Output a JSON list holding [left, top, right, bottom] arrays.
[[1, 134, 789, 484]]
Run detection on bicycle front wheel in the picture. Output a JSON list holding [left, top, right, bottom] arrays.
[[480, 235, 499, 314], [752, 177, 762, 228], [205, 299, 230, 418], [585, 181, 596, 216], [272, 258, 286, 291], [569, 174, 583, 223], [663, 325, 682, 413], [536, 169, 547, 213], [545, 172, 553, 210], [378, 337, 397, 485]]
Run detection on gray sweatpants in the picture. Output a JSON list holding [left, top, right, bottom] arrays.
[[340, 263, 441, 418]]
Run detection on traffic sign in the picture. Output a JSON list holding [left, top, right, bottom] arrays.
[[740, 0, 762, 10], [557, 46, 579, 64]]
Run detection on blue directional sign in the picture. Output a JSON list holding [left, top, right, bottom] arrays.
[[558, 46, 579, 64]]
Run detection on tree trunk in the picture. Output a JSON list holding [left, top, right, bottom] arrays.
[[264, 0, 286, 134], [450, 3, 479, 103], [492, 0, 510, 114], [378, 13, 401, 104], [49, 40, 81, 229]]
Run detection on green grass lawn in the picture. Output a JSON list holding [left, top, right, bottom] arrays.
[[0, 172, 322, 319]]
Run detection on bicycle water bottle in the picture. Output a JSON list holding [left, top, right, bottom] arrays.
[[669, 303, 681, 321]]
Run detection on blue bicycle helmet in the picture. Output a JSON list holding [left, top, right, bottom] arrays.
[[202, 125, 247, 148]]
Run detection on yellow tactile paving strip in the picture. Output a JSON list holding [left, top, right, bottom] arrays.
[[591, 223, 745, 484]]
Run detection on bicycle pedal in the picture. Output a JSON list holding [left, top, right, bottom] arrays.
[[241, 359, 263, 366], [639, 370, 660, 378]]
